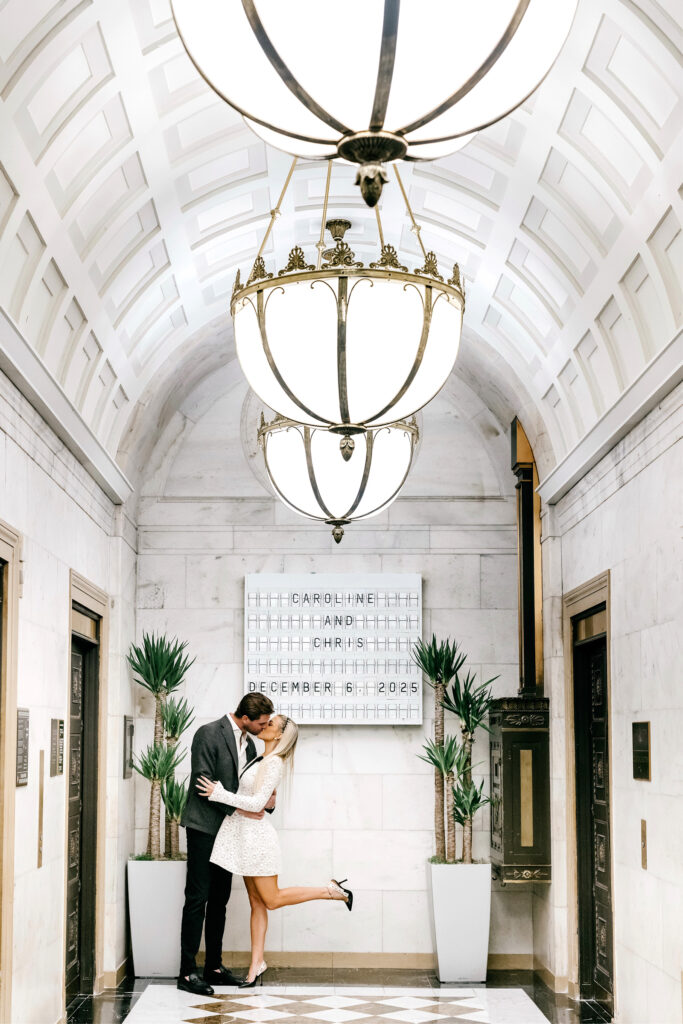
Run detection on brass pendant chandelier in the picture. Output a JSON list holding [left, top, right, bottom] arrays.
[[258, 414, 419, 543], [172, 0, 578, 205], [232, 160, 465, 450]]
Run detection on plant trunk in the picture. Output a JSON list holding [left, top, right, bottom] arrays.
[[462, 730, 473, 786], [434, 681, 445, 861], [153, 694, 164, 746], [164, 736, 178, 859], [148, 778, 162, 859], [462, 818, 473, 864], [170, 820, 180, 859], [445, 770, 455, 863]]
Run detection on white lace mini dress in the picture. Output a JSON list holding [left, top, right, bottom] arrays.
[[208, 755, 284, 876]]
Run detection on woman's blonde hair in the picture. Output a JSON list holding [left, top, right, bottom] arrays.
[[256, 715, 298, 792]]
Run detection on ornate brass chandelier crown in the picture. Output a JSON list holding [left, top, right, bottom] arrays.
[[231, 160, 465, 454]]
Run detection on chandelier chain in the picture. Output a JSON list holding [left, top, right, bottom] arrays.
[[393, 165, 427, 260], [316, 160, 333, 270], [255, 156, 298, 264]]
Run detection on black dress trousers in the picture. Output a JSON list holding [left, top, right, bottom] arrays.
[[179, 827, 233, 976]]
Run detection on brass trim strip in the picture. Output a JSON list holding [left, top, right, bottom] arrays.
[[397, 0, 531, 135], [232, 265, 464, 312], [38, 749, 45, 868], [368, 285, 433, 423], [370, 0, 401, 131], [520, 748, 534, 847], [303, 427, 335, 520], [337, 277, 350, 424], [342, 431, 374, 519], [241, 0, 350, 134]]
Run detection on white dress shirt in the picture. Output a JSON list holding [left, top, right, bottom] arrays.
[[229, 715, 248, 776]]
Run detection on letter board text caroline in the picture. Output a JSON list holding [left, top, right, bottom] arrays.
[[244, 574, 423, 725]]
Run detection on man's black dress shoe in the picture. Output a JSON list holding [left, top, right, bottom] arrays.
[[177, 972, 214, 996], [203, 964, 240, 985]]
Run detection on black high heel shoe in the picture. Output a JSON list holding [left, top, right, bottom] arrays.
[[330, 878, 354, 911], [238, 961, 267, 988]]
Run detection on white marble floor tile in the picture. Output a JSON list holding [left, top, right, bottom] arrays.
[[123, 983, 550, 1024]]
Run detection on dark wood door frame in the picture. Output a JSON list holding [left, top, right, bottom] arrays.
[[573, 618, 613, 1020], [66, 633, 100, 999], [63, 571, 109, 1014], [562, 572, 615, 1019]]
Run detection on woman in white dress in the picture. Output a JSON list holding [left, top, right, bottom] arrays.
[[196, 714, 352, 987]]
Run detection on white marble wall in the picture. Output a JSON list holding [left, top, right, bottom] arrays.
[[0, 370, 137, 1024], [134, 371, 531, 962], [534, 384, 683, 1023]]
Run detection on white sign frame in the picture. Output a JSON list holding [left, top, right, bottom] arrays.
[[244, 573, 423, 725]]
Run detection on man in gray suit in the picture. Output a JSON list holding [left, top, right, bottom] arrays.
[[178, 692, 275, 995]]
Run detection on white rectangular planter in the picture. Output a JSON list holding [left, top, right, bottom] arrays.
[[428, 862, 492, 983], [128, 859, 187, 977]]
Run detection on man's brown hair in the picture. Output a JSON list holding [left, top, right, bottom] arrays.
[[235, 692, 274, 720]]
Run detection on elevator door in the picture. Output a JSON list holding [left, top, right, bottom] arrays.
[[574, 616, 613, 1021], [65, 635, 98, 999]]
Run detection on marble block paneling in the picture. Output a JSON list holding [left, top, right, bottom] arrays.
[[382, 774, 433, 831], [429, 608, 517, 663], [292, 726, 333, 775], [333, 830, 433, 891], [480, 554, 518, 609], [489, 890, 533, 953], [279, 774, 382, 831], [137, 553, 187, 609], [644, 960, 682, 1024], [185, 662, 244, 720], [281, 889, 383, 953], [278, 829, 333, 884], [332, 725, 431, 777], [382, 890, 433, 953], [379, 553, 481, 608], [137, 608, 235, 662], [186, 553, 282, 608]]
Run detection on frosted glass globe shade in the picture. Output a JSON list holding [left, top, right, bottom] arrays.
[[233, 256, 464, 432], [259, 416, 419, 541], [172, 0, 578, 203]]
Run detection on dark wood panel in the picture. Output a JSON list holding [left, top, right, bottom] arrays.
[[574, 625, 614, 1018]]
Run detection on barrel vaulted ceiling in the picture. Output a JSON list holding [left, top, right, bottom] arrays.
[[0, 0, 681, 503]]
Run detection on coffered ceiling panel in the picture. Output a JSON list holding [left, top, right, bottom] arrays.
[[0, 0, 680, 500]]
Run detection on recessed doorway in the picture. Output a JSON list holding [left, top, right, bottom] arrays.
[[65, 606, 101, 1001], [572, 605, 613, 1021]]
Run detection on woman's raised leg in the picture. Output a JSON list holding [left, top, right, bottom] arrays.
[[252, 875, 348, 911], [244, 876, 269, 983]]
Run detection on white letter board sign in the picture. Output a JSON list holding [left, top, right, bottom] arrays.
[[244, 573, 422, 725]]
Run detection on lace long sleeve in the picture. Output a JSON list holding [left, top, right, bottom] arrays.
[[208, 756, 283, 812]]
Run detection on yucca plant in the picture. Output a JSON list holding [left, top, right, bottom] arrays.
[[161, 778, 190, 859], [128, 633, 196, 859], [161, 697, 194, 857], [443, 666, 497, 863], [419, 736, 460, 862], [412, 636, 466, 862], [127, 633, 195, 746], [133, 742, 186, 859]]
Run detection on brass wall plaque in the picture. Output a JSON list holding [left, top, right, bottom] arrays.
[[632, 721, 651, 781], [50, 719, 64, 776], [16, 708, 29, 785]]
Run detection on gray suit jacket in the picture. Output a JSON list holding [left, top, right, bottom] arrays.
[[181, 716, 257, 837]]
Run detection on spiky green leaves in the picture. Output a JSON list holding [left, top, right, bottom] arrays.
[[127, 632, 195, 699], [133, 741, 186, 783], [161, 697, 195, 742]]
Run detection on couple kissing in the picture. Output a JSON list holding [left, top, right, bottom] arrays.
[[177, 693, 353, 995]]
